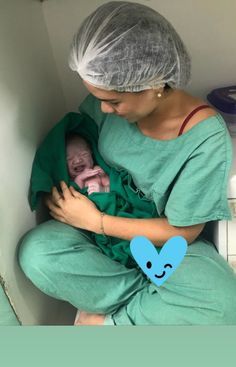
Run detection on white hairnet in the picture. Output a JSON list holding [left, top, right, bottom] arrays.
[[69, 1, 191, 92]]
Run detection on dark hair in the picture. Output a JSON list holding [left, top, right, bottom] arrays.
[[65, 133, 91, 150]]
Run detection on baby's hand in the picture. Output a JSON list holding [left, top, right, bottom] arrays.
[[87, 182, 101, 195], [79, 169, 100, 179], [93, 166, 105, 176]]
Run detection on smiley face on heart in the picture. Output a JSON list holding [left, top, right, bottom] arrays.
[[130, 236, 187, 286]]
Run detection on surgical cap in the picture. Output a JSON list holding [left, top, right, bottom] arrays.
[[68, 1, 191, 92]]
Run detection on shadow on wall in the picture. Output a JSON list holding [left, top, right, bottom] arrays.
[[201, 221, 218, 250]]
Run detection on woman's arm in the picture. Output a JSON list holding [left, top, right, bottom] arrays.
[[46, 182, 205, 248], [97, 215, 205, 247]]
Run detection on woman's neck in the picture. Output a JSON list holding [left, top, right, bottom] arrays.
[[139, 90, 202, 129], [137, 90, 205, 139]]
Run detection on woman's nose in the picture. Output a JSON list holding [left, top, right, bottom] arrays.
[[100, 101, 115, 114]]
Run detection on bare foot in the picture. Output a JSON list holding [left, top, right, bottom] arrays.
[[74, 311, 106, 326]]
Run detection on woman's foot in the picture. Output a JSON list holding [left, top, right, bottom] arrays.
[[74, 311, 106, 325]]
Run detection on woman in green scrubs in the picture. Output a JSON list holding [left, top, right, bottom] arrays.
[[19, 1, 236, 325]]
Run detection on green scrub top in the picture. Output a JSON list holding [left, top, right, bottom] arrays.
[[79, 94, 232, 227]]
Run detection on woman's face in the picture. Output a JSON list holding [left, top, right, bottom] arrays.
[[83, 81, 162, 123]]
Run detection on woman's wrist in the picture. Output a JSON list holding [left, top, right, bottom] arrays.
[[92, 211, 107, 235], [100, 212, 107, 236]]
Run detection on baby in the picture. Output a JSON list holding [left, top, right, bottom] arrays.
[[66, 133, 110, 194]]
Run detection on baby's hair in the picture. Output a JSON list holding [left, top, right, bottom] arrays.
[[66, 133, 91, 150]]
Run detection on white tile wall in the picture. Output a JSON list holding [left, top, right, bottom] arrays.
[[228, 256, 236, 273], [226, 138, 236, 271]]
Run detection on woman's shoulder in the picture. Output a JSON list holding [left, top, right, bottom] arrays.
[[180, 103, 218, 135]]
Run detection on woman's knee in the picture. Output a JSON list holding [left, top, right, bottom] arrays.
[[217, 270, 236, 324], [18, 220, 90, 290], [18, 222, 54, 290]]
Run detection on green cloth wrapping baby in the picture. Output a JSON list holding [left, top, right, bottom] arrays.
[[29, 112, 158, 268]]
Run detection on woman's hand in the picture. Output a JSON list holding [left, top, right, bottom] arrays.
[[44, 181, 101, 233]]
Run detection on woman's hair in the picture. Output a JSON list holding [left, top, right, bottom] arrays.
[[69, 1, 191, 92]]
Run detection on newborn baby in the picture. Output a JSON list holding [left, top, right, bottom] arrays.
[[66, 134, 110, 194]]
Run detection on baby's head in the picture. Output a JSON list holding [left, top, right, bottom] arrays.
[[66, 134, 94, 178]]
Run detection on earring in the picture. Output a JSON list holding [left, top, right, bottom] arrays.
[[157, 92, 162, 98]]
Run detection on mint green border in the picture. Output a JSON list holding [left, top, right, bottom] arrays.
[[1, 326, 236, 366]]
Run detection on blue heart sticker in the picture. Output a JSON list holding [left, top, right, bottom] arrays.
[[130, 236, 187, 286]]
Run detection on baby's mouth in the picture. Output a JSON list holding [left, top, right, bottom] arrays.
[[74, 165, 85, 173]]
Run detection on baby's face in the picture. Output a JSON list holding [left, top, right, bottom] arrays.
[[66, 138, 93, 178]]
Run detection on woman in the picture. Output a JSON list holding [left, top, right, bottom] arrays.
[[19, 1, 236, 325]]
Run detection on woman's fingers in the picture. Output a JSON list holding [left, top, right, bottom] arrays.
[[49, 211, 66, 223], [44, 191, 61, 208], [69, 185, 81, 198], [51, 182, 82, 203], [47, 199, 63, 216], [60, 181, 72, 200], [51, 186, 63, 205], [51, 182, 72, 203]]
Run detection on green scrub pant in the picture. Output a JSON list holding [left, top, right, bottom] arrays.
[[18, 220, 236, 325]]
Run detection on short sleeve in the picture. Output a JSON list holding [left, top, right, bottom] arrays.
[[79, 94, 106, 129], [164, 130, 233, 226]]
